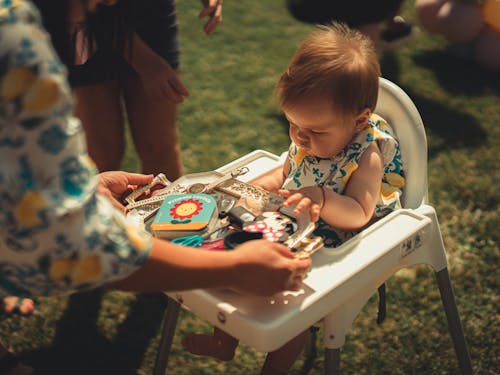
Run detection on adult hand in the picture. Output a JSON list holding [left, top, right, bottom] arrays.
[[139, 57, 189, 103], [279, 187, 324, 222], [199, 0, 223, 35], [230, 239, 311, 296], [97, 171, 154, 212]]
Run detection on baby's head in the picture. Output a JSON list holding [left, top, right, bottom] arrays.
[[276, 22, 380, 158]]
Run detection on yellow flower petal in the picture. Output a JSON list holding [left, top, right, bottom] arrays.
[[0, 67, 36, 100], [72, 255, 101, 284], [293, 147, 308, 166], [49, 258, 76, 281], [341, 161, 358, 185], [0, 8, 9, 19], [23, 77, 60, 113], [126, 225, 149, 251], [381, 182, 398, 201], [14, 191, 48, 228], [385, 172, 405, 188]]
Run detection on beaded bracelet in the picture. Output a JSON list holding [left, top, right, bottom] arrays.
[[318, 186, 326, 211]]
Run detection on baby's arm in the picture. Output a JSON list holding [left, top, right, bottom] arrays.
[[284, 143, 383, 230], [250, 159, 289, 192], [320, 143, 383, 230]]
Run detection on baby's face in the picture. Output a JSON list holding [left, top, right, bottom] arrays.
[[284, 98, 360, 159]]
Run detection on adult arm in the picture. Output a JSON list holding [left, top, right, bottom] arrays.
[[97, 171, 154, 212], [100, 172, 311, 296], [125, 33, 189, 103], [121, 0, 224, 101], [110, 238, 310, 296]]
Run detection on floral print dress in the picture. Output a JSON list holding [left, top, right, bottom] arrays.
[[0, 1, 152, 298], [282, 114, 405, 248]]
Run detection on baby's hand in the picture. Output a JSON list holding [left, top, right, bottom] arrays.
[[279, 187, 324, 222]]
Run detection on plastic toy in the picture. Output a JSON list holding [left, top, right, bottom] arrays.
[[123, 169, 324, 258]]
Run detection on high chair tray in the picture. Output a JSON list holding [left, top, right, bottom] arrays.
[[215, 149, 283, 183], [165, 150, 433, 353]]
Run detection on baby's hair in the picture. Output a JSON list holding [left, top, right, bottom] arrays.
[[276, 22, 380, 117]]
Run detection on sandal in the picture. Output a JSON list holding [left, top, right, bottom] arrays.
[[379, 16, 418, 52], [1, 297, 35, 316]]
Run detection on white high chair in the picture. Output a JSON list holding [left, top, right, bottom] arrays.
[[153, 78, 473, 374]]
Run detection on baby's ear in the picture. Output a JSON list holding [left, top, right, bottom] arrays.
[[355, 108, 371, 131]]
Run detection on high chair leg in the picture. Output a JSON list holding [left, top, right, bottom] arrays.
[[324, 348, 340, 374], [435, 268, 473, 375], [154, 297, 181, 375], [300, 327, 319, 374]]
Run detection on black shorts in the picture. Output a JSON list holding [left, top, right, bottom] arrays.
[[286, 0, 404, 27], [69, 0, 179, 87]]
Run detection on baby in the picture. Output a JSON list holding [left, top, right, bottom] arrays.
[[182, 21, 405, 374]]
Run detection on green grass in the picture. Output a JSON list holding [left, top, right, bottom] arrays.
[[1, 1, 499, 374]]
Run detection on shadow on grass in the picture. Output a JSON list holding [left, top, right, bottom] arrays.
[[21, 290, 167, 375], [381, 54, 487, 158], [408, 94, 487, 158], [411, 48, 500, 96]]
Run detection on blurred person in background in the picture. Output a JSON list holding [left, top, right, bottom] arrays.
[[286, 0, 416, 52]]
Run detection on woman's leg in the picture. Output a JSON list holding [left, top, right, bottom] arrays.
[[122, 74, 182, 179], [73, 81, 125, 172]]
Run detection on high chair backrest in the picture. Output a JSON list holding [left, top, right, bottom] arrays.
[[375, 78, 428, 209]]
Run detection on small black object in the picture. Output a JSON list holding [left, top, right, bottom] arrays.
[[377, 283, 386, 324], [226, 206, 256, 229], [224, 231, 263, 249]]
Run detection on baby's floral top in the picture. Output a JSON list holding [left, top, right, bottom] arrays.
[[283, 114, 405, 247], [0, 0, 152, 298]]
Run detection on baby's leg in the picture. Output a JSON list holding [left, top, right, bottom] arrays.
[[260, 330, 309, 375], [182, 327, 239, 361]]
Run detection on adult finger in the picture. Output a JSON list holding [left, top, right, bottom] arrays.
[[285, 272, 308, 291], [198, 0, 218, 18], [123, 173, 154, 186], [160, 81, 184, 103], [101, 189, 127, 212], [169, 75, 190, 97], [294, 256, 312, 273], [204, 5, 222, 34], [110, 196, 127, 212], [270, 241, 296, 258]]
